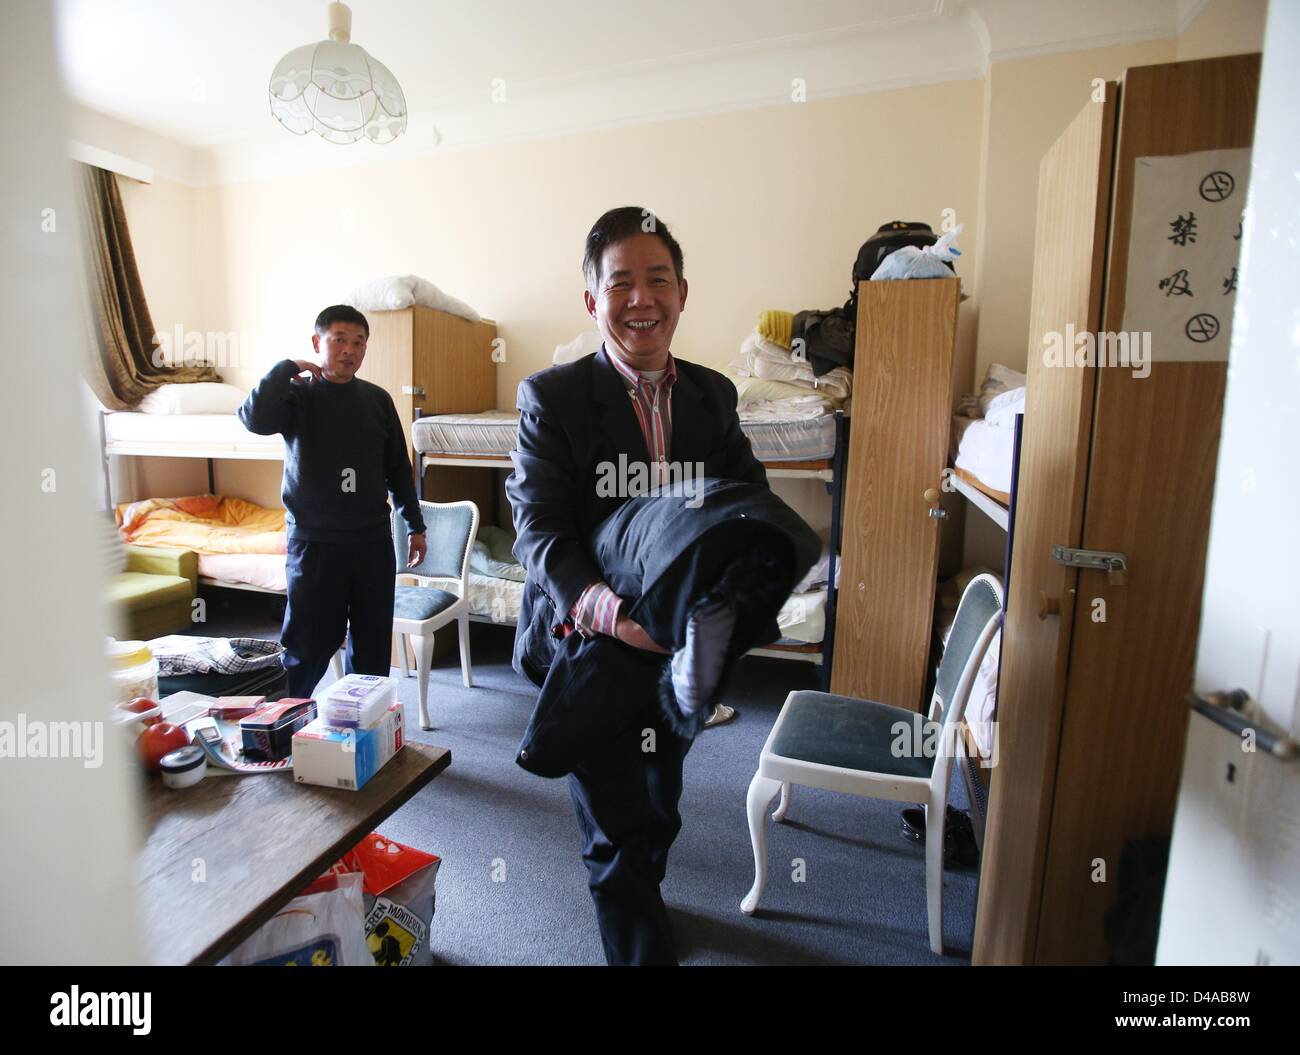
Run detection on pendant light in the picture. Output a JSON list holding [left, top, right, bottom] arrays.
[[268, 2, 407, 145]]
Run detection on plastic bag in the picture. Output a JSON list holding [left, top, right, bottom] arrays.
[[871, 224, 963, 280], [322, 833, 442, 966], [224, 871, 372, 966]]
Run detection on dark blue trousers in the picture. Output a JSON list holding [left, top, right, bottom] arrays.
[[567, 704, 692, 966], [281, 537, 396, 699]]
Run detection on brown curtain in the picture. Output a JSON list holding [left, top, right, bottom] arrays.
[[78, 163, 218, 409]]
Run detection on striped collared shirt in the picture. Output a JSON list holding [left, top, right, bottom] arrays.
[[571, 349, 678, 637]]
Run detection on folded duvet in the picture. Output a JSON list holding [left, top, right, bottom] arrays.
[[116, 494, 286, 555]]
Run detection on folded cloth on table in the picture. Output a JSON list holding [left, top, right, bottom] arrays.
[[758, 310, 794, 349], [147, 634, 285, 677], [515, 478, 820, 778]]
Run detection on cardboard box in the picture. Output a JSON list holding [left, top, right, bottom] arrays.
[[292, 703, 404, 791]]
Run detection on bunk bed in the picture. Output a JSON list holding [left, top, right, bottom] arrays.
[[413, 408, 848, 690], [99, 410, 287, 595], [939, 408, 1024, 848]]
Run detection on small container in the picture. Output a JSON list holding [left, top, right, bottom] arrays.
[[240, 698, 316, 761], [160, 745, 207, 788], [107, 639, 159, 707], [320, 674, 396, 729]]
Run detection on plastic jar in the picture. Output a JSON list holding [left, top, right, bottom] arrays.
[[108, 639, 159, 706]]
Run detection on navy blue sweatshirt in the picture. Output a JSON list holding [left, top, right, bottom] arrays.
[[238, 359, 425, 543]]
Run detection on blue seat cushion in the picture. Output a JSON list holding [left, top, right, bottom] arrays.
[[769, 690, 936, 778], [394, 585, 459, 622]]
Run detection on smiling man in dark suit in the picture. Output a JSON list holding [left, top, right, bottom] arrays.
[[506, 206, 768, 965]]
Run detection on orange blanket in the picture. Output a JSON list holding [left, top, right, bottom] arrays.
[[116, 495, 286, 555]]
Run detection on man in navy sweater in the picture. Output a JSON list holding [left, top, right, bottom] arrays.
[[238, 305, 427, 699]]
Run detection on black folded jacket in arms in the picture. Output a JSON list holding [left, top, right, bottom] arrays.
[[516, 479, 821, 778]]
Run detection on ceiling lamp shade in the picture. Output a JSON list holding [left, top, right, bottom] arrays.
[[268, 2, 406, 145]]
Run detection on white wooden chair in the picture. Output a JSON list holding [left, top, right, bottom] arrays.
[[330, 500, 479, 730], [740, 572, 1004, 954]]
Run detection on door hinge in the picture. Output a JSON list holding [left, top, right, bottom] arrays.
[[1051, 545, 1128, 585]]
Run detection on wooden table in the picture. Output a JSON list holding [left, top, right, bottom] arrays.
[[136, 742, 450, 965]]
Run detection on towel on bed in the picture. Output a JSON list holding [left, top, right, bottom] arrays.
[[116, 495, 286, 555]]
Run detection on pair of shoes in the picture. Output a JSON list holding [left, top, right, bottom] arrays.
[[703, 703, 737, 728], [899, 806, 980, 870]]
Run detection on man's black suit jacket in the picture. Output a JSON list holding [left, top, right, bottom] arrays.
[[506, 346, 768, 688]]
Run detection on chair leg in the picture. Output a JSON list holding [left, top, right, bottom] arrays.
[[772, 781, 793, 823], [398, 633, 410, 679], [458, 614, 473, 689], [740, 773, 783, 914], [925, 800, 946, 954], [413, 634, 435, 730]]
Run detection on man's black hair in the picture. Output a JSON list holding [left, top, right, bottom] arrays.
[[315, 304, 370, 338], [583, 206, 684, 293]]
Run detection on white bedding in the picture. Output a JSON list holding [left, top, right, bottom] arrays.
[[104, 412, 283, 456], [198, 552, 287, 592]]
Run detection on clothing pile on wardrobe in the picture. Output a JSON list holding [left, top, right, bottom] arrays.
[[727, 309, 853, 421]]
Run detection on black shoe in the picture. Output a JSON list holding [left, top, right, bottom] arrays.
[[898, 806, 980, 870]]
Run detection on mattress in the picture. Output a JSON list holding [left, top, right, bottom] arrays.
[[469, 572, 524, 623], [413, 409, 837, 463], [103, 412, 283, 456], [198, 553, 287, 593]]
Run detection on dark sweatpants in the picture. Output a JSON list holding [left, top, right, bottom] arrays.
[[281, 537, 396, 699], [567, 705, 693, 966]]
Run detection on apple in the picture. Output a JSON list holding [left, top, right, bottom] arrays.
[[124, 697, 162, 727], [137, 723, 190, 771]]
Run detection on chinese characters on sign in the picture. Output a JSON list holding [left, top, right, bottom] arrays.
[[1121, 148, 1251, 362]]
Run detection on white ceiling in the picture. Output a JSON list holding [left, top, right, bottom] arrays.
[[55, 0, 1208, 181]]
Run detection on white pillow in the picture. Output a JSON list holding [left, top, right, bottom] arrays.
[[347, 275, 481, 322], [138, 382, 248, 415]]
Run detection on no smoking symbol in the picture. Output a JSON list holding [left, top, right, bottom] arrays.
[[1186, 313, 1220, 342], [1199, 171, 1235, 202]]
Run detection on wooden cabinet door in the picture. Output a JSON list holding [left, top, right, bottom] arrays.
[[830, 278, 959, 709], [1034, 54, 1258, 965], [974, 88, 1118, 964]]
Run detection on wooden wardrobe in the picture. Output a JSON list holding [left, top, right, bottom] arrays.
[[974, 54, 1260, 964], [831, 276, 960, 709], [365, 305, 500, 513]]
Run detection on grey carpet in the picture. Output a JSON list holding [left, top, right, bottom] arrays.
[[194, 588, 981, 965]]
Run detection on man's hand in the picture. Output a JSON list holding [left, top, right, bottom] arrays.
[[407, 532, 427, 569], [291, 359, 323, 382], [614, 613, 670, 654]]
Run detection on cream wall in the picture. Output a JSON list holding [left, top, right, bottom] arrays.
[[201, 80, 985, 406], [1178, 0, 1269, 60]]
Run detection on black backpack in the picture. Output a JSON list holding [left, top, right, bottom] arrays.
[[850, 221, 952, 313]]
